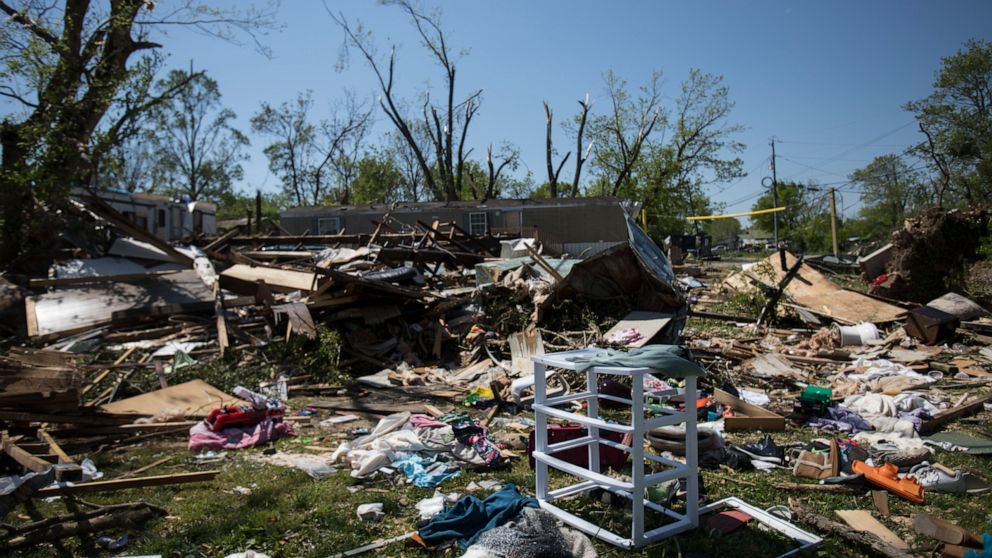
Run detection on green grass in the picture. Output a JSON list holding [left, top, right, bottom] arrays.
[[9, 404, 992, 557]]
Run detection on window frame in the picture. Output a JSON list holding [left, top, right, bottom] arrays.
[[468, 211, 488, 236], [317, 217, 341, 235]]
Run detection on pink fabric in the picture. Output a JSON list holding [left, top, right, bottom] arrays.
[[188, 418, 294, 452], [409, 414, 447, 428]]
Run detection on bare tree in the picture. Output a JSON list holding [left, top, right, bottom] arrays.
[[329, 1, 483, 201], [570, 94, 593, 197], [543, 95, 594, 198]]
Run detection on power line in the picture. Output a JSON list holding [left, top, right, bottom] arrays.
[[786, 120, 917, 180]]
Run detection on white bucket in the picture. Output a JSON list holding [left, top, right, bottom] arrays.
[[835, 322, 879, 346]]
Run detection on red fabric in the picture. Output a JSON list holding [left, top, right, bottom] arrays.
[[526, 425, 628, 470]]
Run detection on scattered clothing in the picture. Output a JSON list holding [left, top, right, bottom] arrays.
[[418, 484, 539, 549], [188, 418, 294, 452], [808, 406, 874, 434]]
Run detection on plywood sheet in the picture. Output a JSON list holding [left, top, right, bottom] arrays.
[[744, 252, 905, 324], [101, 379, 244, 417], [835, 510, 908, 549]]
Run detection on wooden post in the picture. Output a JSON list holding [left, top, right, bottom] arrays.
[[829, 187, 839, 257], [255, 190, 262, 235]]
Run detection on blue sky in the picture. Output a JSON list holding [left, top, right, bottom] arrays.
[[10, 1, 992, 218]]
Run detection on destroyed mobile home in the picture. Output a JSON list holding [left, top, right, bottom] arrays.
[[1, 196, 991, 558]]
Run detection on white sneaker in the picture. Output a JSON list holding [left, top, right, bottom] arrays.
[[909, 462, 966, 493]]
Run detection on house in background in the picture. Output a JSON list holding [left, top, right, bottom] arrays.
[[72, 188, 217, 241], [280, 197, 641, 256]]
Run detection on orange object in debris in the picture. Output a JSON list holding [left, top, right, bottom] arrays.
[[851, 460, 924, 504]]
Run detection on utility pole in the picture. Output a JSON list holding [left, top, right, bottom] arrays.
[[829, 187, 839, 257], [255, 190, 262, 235], [770, 138, 779, 246]]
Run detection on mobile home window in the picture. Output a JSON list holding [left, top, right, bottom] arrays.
[[468, 212, 488, 235], [157, 209, 166, 227], [317, 217, 341, 235]]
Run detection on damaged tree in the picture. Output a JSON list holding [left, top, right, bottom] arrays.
[[543, 95, 593, 198], [0, 0, 276, 267], [331, 1, 515, 202]]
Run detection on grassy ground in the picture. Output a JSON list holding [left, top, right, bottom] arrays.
[[12, 401, 991, 558]]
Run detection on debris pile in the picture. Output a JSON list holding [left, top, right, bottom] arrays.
[[1, 197, 990, 557]]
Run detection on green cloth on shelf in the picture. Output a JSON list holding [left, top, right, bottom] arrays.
[[567, 345, 705, 378]]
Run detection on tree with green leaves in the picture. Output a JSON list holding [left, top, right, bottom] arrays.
[[351, 150, 404, 204], [146, 69, 249, 201], [751, 181, 808, 241], [849, 154, 925, 238], [0, 0, 275, 266], [905, 39, 992, 207], [252, 91, 374, 206]]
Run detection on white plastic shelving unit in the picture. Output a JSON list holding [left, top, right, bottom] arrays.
[[531, 347, 699, 549]]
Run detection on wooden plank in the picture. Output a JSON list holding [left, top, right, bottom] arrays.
[[220, 263, 321, 295], [24, 297, 38, 337], [872, 491, 890, 516], [214, 284, 229, 358], [714, 388, 785, 431], [2, 431, 51, 473], [203, 226, 241, 252], [524, 242, 564, 281], [0, 410, 137, 426], [36, 470, 219, 495], [920, 394, 992, 435], [835, 510, 908, 550]]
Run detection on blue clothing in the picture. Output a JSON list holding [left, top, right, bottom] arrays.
[[392, 454, 460, 488], [418, 484, 539, 548]]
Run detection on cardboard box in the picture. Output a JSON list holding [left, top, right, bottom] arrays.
[[715, 388, 785, 431]]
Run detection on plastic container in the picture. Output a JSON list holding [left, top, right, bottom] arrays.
[[835, 322, 879, 346]]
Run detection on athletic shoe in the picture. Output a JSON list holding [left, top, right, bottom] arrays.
[[908, 462, 966, 493], [732, 434, 785, 464]]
